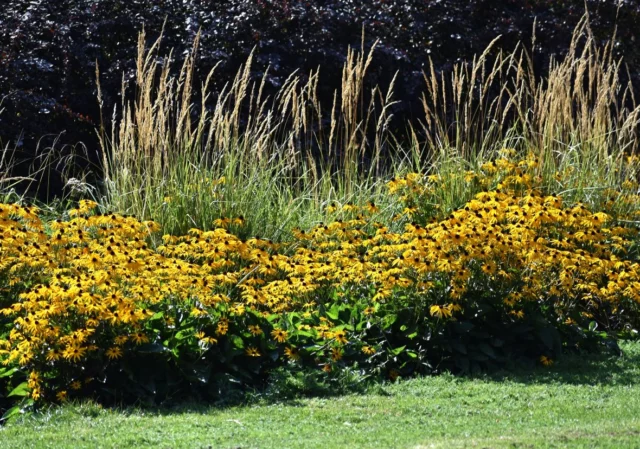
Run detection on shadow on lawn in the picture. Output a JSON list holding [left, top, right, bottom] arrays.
[[50, 341, 640, 422], [114, 367, 372, 417], [140, 342, 640, 418], [481, 341, 640, 387]]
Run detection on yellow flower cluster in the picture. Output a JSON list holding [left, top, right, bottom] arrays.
[[1, 152, 639, 399]]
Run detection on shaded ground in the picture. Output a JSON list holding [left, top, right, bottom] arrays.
[[2, 341, 639, 449]]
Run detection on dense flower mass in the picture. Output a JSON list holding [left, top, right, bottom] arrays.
[[1, 152, 639, 405]]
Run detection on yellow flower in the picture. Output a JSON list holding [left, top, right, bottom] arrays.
[[245, 346, 261, 357], [331, 347, 343, 361], [105, 346, 123, 360], [56, 390, 68, 402], [62, 345, 87, 362], [216, 318, 229, 336], [248, 325, 263, 336], [284, 347, 300, 361], [195, 331, 206, 340], [114, 335, 128, 345], [366, 202, 380, 214], [342, 202, 357, 212], [230, 303, 245, 316], [130, 332, 149, 345], [364, 306, 376, 315], [271, 328, 288, 343], [87, 252, 105, 268], [362, 346, 376, 355], [430, 304, 453, 319], [31, 388, 42, 401], [46, 349, 61, 361], [202, 336, 218, 345], [191, 307, 208, 317], [213, 217, 231, 229], [539, 355, 554, 367], [28, 371, 41, 389], [332, 329, 348, 344]]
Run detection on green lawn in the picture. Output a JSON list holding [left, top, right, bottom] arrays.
[[2, 341, 640, 449]]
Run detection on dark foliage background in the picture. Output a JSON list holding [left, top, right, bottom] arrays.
[[1, 0, 639, 198]]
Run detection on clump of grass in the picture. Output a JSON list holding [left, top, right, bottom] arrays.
[[97, 14, 639, 240], [418, 14, 640, 213], [97, 28, 404, 240]]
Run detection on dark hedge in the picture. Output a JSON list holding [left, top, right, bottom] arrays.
[[1, 0, 639, 198]]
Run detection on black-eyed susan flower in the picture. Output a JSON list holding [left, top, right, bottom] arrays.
[[245, 346, 261, 357], [429, 304, 453, 319], [539, 355, 554, 366], [216, 318, 229, 336], [332, 329, 348, 344], [105, 346, 123, 360], [271, 328, 288, 343], [284, 347, 300, 361], [62, 345, 87, 362], [130, 332, 149, 345]]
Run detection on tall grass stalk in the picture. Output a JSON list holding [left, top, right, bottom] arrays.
[[98, 15, 640, 239], [98, 27, 403, 240], [419, 14, 640, 212]]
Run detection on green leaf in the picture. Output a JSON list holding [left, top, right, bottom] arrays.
[[383, 314, 398, 329], [0, 367, 18, 379], [391, 345, 406, 356], [326, 304, 340, 321], [231, 335, 244, 349], [406, 350, 418, 359], [8, 382, 29, 397], [589, 321, 598, 332], [1, 399, 33, 422], [175, 329, 193, 340], [296, 330, 313, 338]]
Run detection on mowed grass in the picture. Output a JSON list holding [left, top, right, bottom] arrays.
[[1, 341, 639, 449]]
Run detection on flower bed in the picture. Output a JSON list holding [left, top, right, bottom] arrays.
[[1, 153, 639, 415]]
